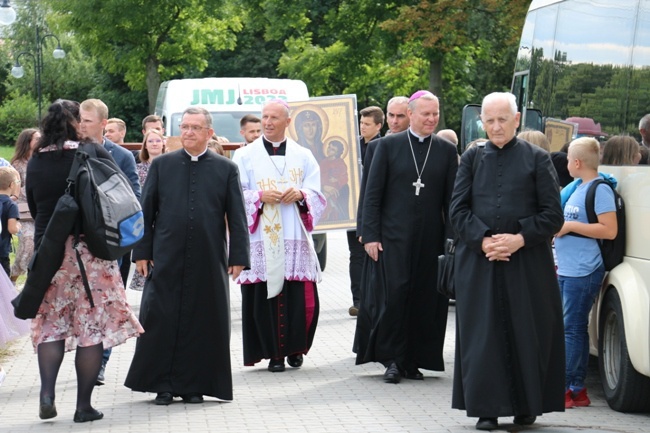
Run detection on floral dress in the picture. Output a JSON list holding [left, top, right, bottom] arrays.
[[31, 237, 144, 351]]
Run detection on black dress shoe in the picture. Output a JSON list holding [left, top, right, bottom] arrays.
[[475, 417, 498, 431], [182, 393, 204, 404], [39, 396, 57, 420], [268, 358, 285, 372], [383, 362, 401, 384], [154, 392, 174, 405], [402, 368, 424, 380], [287, 354, 303, 368], [514, 415, 536, 425], [73, 408, 104, 423]]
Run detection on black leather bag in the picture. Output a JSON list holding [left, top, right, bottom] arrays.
[[12, 193, 79, 319], [437, 238, 456, 299]]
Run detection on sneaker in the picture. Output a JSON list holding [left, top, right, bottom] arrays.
[[572, 387, 591, 407], [0, 367, 6, 387], [565, 389, 575, 409], [348, 305, 359, 316]]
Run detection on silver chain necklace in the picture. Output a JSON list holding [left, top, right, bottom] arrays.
[[407, 133, 433, 196], [268, 145, 288, 189]]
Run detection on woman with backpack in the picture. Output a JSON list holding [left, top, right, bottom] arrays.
[[25, 100, 143, 423]]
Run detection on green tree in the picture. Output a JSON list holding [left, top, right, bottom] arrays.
[[2, 0, 97, 118], [88, 73, 149, 143], [50, 0, 243, 113], [247, 0, 409, 105], [381, 0, 531, 128]]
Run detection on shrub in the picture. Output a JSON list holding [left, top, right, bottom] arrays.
[[0, 94, 38, 147]]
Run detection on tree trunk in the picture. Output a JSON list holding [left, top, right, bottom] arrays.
[[428, 56, 446, 130], [146, 57, 160, 114]]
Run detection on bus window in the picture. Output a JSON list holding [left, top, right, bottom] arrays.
[[628, 2, 650, 134], [460, 104, 486, 153]]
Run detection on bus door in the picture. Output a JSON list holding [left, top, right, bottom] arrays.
[[512, 70, 543, 133]]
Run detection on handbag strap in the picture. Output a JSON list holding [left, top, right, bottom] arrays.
[[66, 141, 96, 309], [449, 143, 485, 248], [472, 142, 484, 176]]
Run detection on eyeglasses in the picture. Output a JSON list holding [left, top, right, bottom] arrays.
[[13, 179, 21, 184], [179, 124, 209, 133]]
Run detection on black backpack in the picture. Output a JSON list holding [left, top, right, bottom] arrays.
[[69, 142, 144, 260], [583, 178, 626, 271]]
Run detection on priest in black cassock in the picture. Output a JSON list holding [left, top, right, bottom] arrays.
[[354, 90, 457, 383], [450, 92, 565, 431], [124, 107, 250, 405]]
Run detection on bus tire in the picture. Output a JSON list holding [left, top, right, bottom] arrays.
[[598, 288, 650, 412]]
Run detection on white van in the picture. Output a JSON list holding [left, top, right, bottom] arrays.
[[155, 77, 309, 141], [588, 165, 650, 412]]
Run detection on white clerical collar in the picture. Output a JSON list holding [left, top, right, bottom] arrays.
[[263, 135, 286, 147], [408, 128, 431, 143], [184, 147, 208, 161]]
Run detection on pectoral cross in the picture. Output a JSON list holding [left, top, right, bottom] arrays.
[[413, 178, 425, 196], [277, 177, 289, 190]]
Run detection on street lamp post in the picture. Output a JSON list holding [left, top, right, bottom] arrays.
[[0, 0, 16, 26], [11, 26, 66, 122]]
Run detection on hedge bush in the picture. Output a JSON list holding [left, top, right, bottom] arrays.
[[0, 94, 38, 147]]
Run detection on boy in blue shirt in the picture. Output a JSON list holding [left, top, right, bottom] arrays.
[[0, 166, 21, 277], [555, 137, 618, 408]]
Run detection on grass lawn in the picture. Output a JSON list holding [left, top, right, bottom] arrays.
[[0, 145, 14, 161]]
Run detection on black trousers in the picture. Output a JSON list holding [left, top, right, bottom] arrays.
[[346, 230, 364, 306], [1, 256, 9, 277], [119, 251, 131, 286]]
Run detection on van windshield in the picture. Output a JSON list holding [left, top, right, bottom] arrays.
[[170, 111, 258, 143]]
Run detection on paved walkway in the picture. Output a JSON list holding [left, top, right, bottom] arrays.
[[1, 230, 649, 432]]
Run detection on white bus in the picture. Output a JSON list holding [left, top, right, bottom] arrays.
[[461, 0, 650, 151], [155, 77, 309, 141]]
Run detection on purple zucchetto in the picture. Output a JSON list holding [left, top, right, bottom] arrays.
[[409, 90, 434, 102], [267, 98, 290, 109]]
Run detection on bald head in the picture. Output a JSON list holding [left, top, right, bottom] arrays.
[[386, 96, 409, 133]]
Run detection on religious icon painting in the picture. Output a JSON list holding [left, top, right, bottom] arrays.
[[288, 95, 360, 231]]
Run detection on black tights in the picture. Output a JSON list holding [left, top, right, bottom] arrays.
[[37, 341, 103, 411]]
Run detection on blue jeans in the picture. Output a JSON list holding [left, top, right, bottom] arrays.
[[558, 264, 605, 389]]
